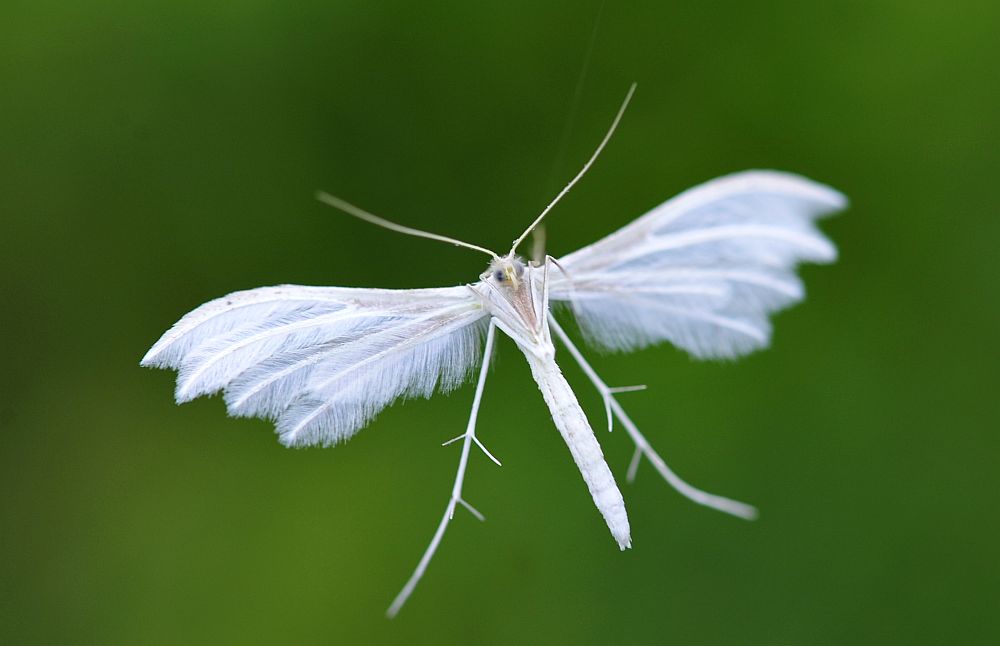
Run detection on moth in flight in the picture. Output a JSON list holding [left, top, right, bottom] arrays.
[[141, 85, 845, 616]]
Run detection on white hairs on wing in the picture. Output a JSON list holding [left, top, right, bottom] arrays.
[[274, 312, 488, 447], [142, 285, 488, 446]]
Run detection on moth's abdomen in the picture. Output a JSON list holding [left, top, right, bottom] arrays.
[[525, 351, 631, 550]]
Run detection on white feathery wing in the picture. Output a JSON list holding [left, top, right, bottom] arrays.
[[549, 170, 846, 359], [141, 285, 488, 447]]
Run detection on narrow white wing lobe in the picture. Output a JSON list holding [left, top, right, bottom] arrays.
[[141, 285, 488, 447], [550, 170, 846, 358]]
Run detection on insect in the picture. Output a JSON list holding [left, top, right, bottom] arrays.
[[141, 84, 845, 616]]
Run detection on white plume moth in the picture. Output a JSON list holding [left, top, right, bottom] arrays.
[[141, 84, 845, 616]]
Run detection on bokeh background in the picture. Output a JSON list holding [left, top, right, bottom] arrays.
[[3, 1, 998, 644]]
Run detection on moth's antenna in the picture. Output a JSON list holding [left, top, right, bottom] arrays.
[[510, 81, 636, 256], [316, 191, 499, 259]]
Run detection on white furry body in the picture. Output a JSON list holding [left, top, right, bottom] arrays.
[[469, 254, 632, 550], [525, 348, 631, 549]]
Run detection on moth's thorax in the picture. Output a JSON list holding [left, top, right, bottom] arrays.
[[474, 255, 550, 351]]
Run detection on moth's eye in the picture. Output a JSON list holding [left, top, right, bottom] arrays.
[[493, 270, 505, 282]]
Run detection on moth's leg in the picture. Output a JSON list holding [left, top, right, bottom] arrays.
[[386, 319, 499, 618], [541, 252, 550, 306], [547, 314, 758, 521], [536, 256, 552, 341]]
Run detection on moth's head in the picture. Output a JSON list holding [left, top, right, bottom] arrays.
[[482, 255, 527, 289]]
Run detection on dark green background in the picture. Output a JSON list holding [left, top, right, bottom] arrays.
[[3, 1, 998, 644]]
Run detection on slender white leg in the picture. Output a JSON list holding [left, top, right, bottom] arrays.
[[548, 315, 758, 521], [386, 320, 499, 618]]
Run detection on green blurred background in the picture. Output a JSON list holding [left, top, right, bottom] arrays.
[[3, 1, 998, 643]]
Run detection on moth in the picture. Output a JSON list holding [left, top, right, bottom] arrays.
[[141, 85, 845, 616]]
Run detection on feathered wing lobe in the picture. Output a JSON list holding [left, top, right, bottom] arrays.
[[141, 285, 488, 446], [549, 170, 846, 359]]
